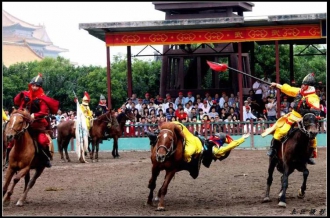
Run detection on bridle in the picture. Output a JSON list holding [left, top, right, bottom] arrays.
[[95, 112, 113, 124], [297, 113, 318, 139], [7, 113, 30, 139], [156, 129, 177, 158]]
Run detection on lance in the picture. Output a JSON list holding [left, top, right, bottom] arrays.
[[206, 60, 272, 86], [72, 90, 79, 104]]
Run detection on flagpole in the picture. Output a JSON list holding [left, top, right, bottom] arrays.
[[207, 61, 272, 86]]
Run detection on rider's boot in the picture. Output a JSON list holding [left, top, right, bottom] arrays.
[[202, 140, 213, 168], [189, 155, 201, 179], [146, 131, 158, 146], [307, 149, 317, 165], [267, 139, 281, 157], [42, 146, 52, 168]]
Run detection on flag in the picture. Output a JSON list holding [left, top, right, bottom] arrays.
[[206, 61, 228, 72], [75, 100, 89, 162]]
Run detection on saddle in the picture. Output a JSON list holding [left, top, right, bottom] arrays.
[[28, 128, 54, 159]]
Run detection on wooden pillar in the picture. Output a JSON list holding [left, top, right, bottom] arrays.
[[106, 46, 112, 109], [251, 42, 255, 77], [179, 57, 184, 89], [214, 56, 219, 88], [238, 43, 243, 122], [160, 45, 169, 97], [127, 46, 132, 98], [289, 43, 294, 85], [275, 41, 280, 118], [197, 57, 201, 89]]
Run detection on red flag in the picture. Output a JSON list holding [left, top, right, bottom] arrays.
[[206, 61, 228, 72]]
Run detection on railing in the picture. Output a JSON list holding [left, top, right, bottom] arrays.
[[121, 119, 327, 138]]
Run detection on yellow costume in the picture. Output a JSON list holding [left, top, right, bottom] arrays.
[[2, 109, 9, 123], [81, 92, 93, 130], [172, 121, 203, 163], [263, 73, 320, 162], [212, 136, 246, 159]]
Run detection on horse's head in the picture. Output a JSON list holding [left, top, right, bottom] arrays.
[[5, 109, 31, 142], [154, 122, 184, 163], [299, 113, 319, 139], [124, 108, 135, 122]]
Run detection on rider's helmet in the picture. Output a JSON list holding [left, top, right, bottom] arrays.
[[82, 91, 90, 106], [302, 73, 315, 86], [100, 94, 106, 101], [29, 73, 43, 87]]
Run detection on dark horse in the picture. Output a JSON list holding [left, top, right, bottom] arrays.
[[3, 109, 54, 206], [56, 108, 135, 162], [146, 122, 203, 211], [262, 113, 319, 208]]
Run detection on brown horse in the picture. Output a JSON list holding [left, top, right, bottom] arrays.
[[262, 113, 319, 208], [146, 122, 201, 211], [3, 109, 54, 206], [3, 122, 8, 168], [56, 108, 135, 162]]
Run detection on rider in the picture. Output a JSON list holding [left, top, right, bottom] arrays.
[[9, 73, 59, 168], [202, 132, 250, 168], [3, 109, 9, 123], [79, 91, 93, 131], [264, 73, 321, 165], [95, 94, 110, 137]]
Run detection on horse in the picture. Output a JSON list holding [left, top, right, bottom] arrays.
[[103, 108, 135, 158], [3, 108, 54, 206], [3, 121, 8, 168], [146, 122, 202, 211], [88, 110, 118, 162], [262, 113, 319, 208]]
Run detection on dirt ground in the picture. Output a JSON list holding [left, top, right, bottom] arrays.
[[2, 147, 327, 216]]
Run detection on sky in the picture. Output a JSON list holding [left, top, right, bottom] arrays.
[[2, 2, 327, 67]]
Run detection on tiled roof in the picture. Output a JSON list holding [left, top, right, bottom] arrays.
[[2, 10, 40, 29], [33, 26, 52, 43], [44, 45, 69, 52], [2, 42, 43, 67]]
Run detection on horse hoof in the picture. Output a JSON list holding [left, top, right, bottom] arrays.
[[262, 197, 271, 203], [67, 159, 71, 162], [92, 160, 95, 163], [297, 189, 305, 199], [156, 207, 165, 211], [278, 201, 286, 207], [16, 200, 23, 207], [96, 159, 99, 162]]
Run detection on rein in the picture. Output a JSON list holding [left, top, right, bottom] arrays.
[[297, 113, 317, 139], [156, 129, 177, 158], [95, 112, 113, 124]]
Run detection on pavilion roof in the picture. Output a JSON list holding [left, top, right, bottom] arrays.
[[2, 10, 41, 30]]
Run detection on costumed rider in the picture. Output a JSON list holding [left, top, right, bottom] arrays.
[[202, 132, 250, 168], [79, 91, 93, 133], [95, 94, 110, 137], [262, 73, 321, 165], [7, 73, 59, 168], [2, 108, 9, 124]]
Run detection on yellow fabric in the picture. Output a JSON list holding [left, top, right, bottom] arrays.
[[273, 112, 302, 140], [310, 138, 317, 149], [281, 84, 320, 109], [280, 84, 301, 97], [212, 137, 245, 158], [2, 109, 9, 122], [172, 121, 203, 163], [80, 104, 93, 130]]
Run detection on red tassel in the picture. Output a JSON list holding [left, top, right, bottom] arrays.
[[84, 91, 90, 101], [38, 73, 43, 77], [206, 61, 228, 72]]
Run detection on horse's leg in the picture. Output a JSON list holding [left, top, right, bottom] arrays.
[[3, 166, 30, 206], [278, 166, 293, 207], [3, 167, 16, 205], [90, 139, 95, 162], [23, 171, 31, 192], [147, 165, 160, 206], [63, 138, 71, 162], [263, 156, 277, 202], [156, 170, 176, 211], [95, 140, 100, 162], [297, 168, 309, 199], [16, 167, 45, 206], [112, 137, 117, 158], [115, 137, 120, 157], [57, 137, 65, 161]]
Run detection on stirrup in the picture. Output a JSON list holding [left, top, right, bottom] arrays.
[[267, 149, 276, 157]]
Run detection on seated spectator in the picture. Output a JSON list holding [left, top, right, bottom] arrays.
[[243, 105, 257, 122], [142, 93, 151, 105], [208, 106, 219, 119], [228, 93, 235, 107], [165, 107, 176, 121], [176, 108, 189, 122], [147, 116, 158, 133], [201, 100, 210, 114], [185, 91, 195, 104], [219, 108, 227, 121]]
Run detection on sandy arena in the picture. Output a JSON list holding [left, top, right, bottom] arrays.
[[2, 147, 327, 216]]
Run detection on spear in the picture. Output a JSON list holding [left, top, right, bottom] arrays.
[[206, 60, 271, 86]]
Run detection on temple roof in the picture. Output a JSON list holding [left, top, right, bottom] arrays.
[[44, 44, 69, 52], [33, 26, 52, 43], [2, 10, 40, 30], [2, 42, 43, 67]]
